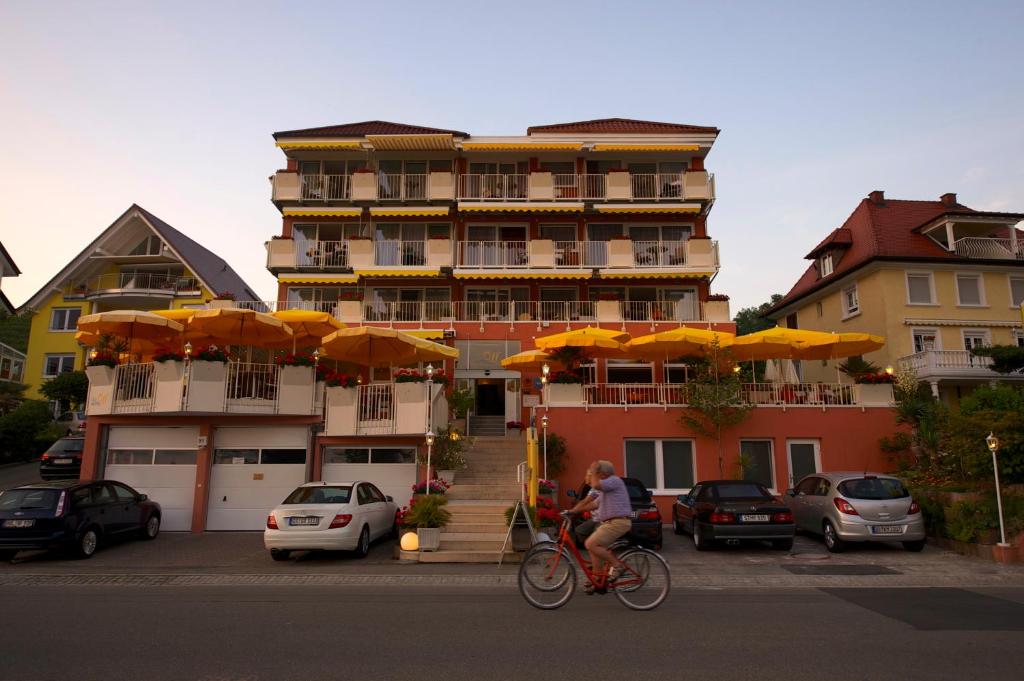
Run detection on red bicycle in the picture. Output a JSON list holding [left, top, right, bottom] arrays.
[[518, 512, 670, 610]]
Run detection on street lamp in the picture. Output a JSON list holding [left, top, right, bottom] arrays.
[[183, 341, 192, 359], [541, 363, 550, 379], [424, 364, 436, 495], [540, 413, 549, 480], [425, 429, 435, 496], [986, 432, 1010, 548]]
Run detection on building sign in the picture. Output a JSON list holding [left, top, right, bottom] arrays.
[[455, 340, 521, 371]]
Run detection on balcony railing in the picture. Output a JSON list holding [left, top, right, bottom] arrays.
[[894, 350, 1021, 383], [297, 240, 348, 268], [554, 382, 862, 408], [952, 237, 1023, 260], [66, 273, 201, 297], [324, 382, 447, 436], [457, 241, 529, 268], [0, 342, 26, 383], [301, 174, 350, 201], [374, 240, 427, 266], [458, 174, 529, 200], [378, 173, 427, 201], [225, 362, 280, 413]]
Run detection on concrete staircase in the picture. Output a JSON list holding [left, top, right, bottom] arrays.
[[467, 415, 507, 436], [402, 436, 526, 563]]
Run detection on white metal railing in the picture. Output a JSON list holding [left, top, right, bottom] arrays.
[[374, 240, 427, 266], [585, 383, 687, 406], [741, 382, 856, 406], [0, 342, 25, 383], [297, 240, 348, 268], [68, 272, 200, 296], [457, 241, 529, 268], [225, 362, 279, 413], [897, 350, 996, 373], [363, 300, 455, 323], [621, 300, 701, 322], [626, 173, 685, 200], [378, 173, 428, 201], [458, 174, 528, 200], [552, 174, 580, 199], [631, 240, 688, 267], [357, 383, 394, 434], [952, 237, 1023, 260], [300, 174, 350, 201], [112, 363, 155, 413], [579, 382, 858, 407], [579, 174, 606, 200]]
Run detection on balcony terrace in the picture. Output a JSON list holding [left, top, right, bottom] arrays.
[[897, 350, 1024, 384], [64, 272, 201, 302], [0, 342, 25, 383], [545, 381, 890, 409]]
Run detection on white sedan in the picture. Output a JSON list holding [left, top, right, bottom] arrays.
[[264, 481, 398, 561]]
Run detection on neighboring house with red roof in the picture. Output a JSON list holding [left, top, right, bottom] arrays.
[[767, 190, 1024, 402]]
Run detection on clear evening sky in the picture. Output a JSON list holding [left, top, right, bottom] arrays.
[[1, 1, 1022, 313]]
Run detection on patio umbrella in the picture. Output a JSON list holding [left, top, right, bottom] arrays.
[[781, 359, 801, 384], [763, 358, 781, 383], [790, 331, 886, 382], [534, 326, 630, 359], [150, 309, 198, 323], [184, 308, 293, 348], [623, 327, 735, 362], [320, 326, 458, 366], [500, 349, 558, 371], [268, 310, 346, 352], [723, 327, 827, 361], [77, 310, 184, 341]]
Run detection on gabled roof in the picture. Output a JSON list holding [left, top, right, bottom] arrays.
[[273, 120, 469, 139], [0, 290, 14, 315], [527, 117, 719, 135], [769, 195, 1024, 317], [21, 205, 260, 311], [0, 240, 20, 277]]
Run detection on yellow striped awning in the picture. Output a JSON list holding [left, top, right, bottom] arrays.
[[369, 206, 450, 217], [602, 271, 714, 279], [457, 202, 584, 213], [454, 272, 590, 280], [355, 270, 442, 278], [278, 274, 359, 284], [283, 207, 363, 217], [366, 134, 455, 151], [461, 142, 583, 151], [275, 141, 364, 151], [591, 144, 700, 152], [403, 330, 446, 340], [594, 204, 702, 214]]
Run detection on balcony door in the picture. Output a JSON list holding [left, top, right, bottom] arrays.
[[465, 287, 528, 320], [464, 225, 527, 267], [660, 288, 698, 321], [585, 224, 623, 266]]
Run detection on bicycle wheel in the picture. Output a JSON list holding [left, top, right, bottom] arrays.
[[519, 546, 576, 610], [613, 548, 670, 611]]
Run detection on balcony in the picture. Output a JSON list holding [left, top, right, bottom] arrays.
[[64, 273, 201, 301], [456, 238, 719, 272], [0, 342, 25, 383], [897, 350, 1024, 383], [324, 382, 447, 436], [84, 361, 321, 417], [952, 237, 1023, 260], [545, 381, 886, 409], [272, 171, 456, 202], [267, 238, 453, 272]]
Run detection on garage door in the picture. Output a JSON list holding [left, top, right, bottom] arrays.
[[104, 426, 199, 532], [207, 426, 310, 531], [322, 446, 417, 507]]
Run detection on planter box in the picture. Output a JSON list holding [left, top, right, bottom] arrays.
[[394, 381, 428, 434], [511, 527, 533, 551], [278, 364, 315, 415], [606, 171, 631, 200], [528, 171, 554, 201], [427, 172, 455, 201], [546, 383, 585, 406], [854, 383, 894, 406], [346, 239, 374, 268], [426, 238, 453, 268], [208, 299, 235, 310], [313, 380, 325, 414], [153, 360, 185, 412], [266, 238, 297, 271], [683, 170, 711, 200], [333, 300, 363, 323], [685, 238, 716, 268], [324, 386, 358, 436], [418, 527, 442, 552], [184, 360, 227, 412], [270, 171, 300, 202], [528, 239, 554, 268], [351, 172, 377, 201], [704, 299, 730, 323], [607, 239, 633, 268], [437, 469, 456, 484], [595, 300, 622, 323], [85, 365, 116, 415]]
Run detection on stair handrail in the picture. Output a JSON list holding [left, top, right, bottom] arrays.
[[516, 461, 531, 503]]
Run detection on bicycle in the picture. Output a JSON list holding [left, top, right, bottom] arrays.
[[518, 512, 670, 611]]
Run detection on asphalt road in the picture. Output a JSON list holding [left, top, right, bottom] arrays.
[[0, 461, 41, 490], [2, 584, 1023, 681]]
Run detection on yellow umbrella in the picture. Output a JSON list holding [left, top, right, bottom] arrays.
[[184, 308, 293, 348], [722, 327, 827, 361], [791, 332, 886, 361], [624, 327, 736, 361], [320, 326, 458, 366], [534, 326, 630, 359], [500, 349, 558, 371], [151, 309, 198, 322], [268, 310, 346, 350], [77, 310, 184, 340]]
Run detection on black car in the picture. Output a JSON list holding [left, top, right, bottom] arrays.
[[0, 480, 162, 561], [672, 480, 795, 551], [568, 477, 663, 550], [39, 436, 85, 480]]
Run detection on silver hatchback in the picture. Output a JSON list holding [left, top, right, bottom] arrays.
[[785, 472, 926, 553]]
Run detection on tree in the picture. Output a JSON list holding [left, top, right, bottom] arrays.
[[733, 293, 783, 336], [0, 381, 27, 415], [944, 384, 1024, 483], [0, 399, 61, 462], [39, 371, 89, 411], [971, 345, 1024, 375]]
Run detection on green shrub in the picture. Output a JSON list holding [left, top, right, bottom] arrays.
[[0, 400, 58, 463], [402, 494, 451, 529], [946, 499, 997, 543], [542, 432, 568, 476], [914, 494, 948, 538]]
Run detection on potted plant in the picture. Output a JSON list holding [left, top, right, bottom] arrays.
[[506, 420, 525, 438], [412, 478, 450, 495], [193, 345, 230, 363], [853, 370, 896, 406], [402, 494, 451, 552], [337, 290, 363, 301], [535, 496, 561, 540], [209, 291, 237, 309], [447, 387, 473, 433], [87, 351, 118, 368], [418, 427, 467, 482]]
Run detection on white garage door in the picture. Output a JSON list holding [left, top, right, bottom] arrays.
[[322, 446, 417, 507], [207, 426, 310, 531], [105, 426, 199, 532]]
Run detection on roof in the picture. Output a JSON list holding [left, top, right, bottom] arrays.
[[273, 120, 469, 139], [0, 290, 14, 315], [0, 241, 20, 276], [769, 196, 1024, 316], [527, 117, 720, 135]]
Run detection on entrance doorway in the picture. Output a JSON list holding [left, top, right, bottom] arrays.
[[475, 379, 505, 416]]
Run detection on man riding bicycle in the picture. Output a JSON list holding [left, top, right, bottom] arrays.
[[567, 460, 631, 593]]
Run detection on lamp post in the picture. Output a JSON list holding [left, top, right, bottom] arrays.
[[183, 341, 192, 360], [425, 364, 435, 495], [986, 432, 1010, 548], [425, 429, 435, 496], [541, 413, 549, 480]]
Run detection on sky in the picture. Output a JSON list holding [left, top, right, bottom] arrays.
[[1, 1, 1022, 313]]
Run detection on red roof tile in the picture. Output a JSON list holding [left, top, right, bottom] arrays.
[[274, 120, 469, 139], [805, 228, 853, 259], [527, 117, 719, 135]]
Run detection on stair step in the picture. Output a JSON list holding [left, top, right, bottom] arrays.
[[439, 540, 509, 551], [446, 501, 514, 514], [443, 522, 508, 533], [401, 549, 522, 564]]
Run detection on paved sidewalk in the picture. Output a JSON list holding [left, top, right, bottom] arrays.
[[3, 530, 1023, 588]]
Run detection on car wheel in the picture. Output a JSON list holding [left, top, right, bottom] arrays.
[[673, 515, 684, 535], [772, 539, 794, 551], [693, 522, 711, 551], [823, 520, 845, 553], [270, 549, 291, 562], [353, 526, 370, 559], [902, 539, 926, 552], [0, 550, 17, 562], [390, 521, 400, 540], [140, 515, 160, 540], [74, 528, 100, 559]]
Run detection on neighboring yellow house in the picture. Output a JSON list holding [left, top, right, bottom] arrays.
[[19, 204, 261, 399], [768, 191, 1024, 404]]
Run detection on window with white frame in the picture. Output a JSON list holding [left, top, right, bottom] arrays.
[[841, 284, 859, 317], [43, 354, 76, 377], [606, 360, 654, 384], [956, 273, 985, 306], [739, 440, 775, 489], [906, 272, 935, 304], [1009, 276, 1024, 308], [49, 308, 81, 332], [108, 449, 198, 465], [624, 439, 695, 492], [1014, 330, 1024, 348], [962, 330, 990, 351], [912, 329, 939, 353], [818, 253, 833, 278]]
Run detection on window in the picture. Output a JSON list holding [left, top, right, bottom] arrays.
[[154, 450, 198, 465], [1009, 277, 1024, 307], [841, 284, 859, 317], [110, 483, 137, 502], [912, 329, 939, 353], [664, 364, 692, 384], [906, 272, 935, 305], [739, 440, 775, 489], [818, 253, 833, 277], [962, 330, 990, 351], [1015, 331, 1024, 348], [322, 447, 415, 464], [129, 235, 163, 256], [624, 439, 695, 492], [816, 301, 823, 318], [50, 308, 81, 332], [92, 484, 115, 504], [43, 354, 76, 377], [108, 449, 197, 465], [255, 449, 305, 465], [956, 273, 984, 306], [284, 486, 351, 505], [606, 361, 653, 384]]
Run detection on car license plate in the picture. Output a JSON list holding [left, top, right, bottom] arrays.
[[54, 458, 73, 465], [871, 525, 904, 535], [741, 514, 770, 522], [288, 516, 320, 526], [3, 519, 34, 528]]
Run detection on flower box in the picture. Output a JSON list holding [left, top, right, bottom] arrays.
[[153, 360, 185, 412], [184, 360, 228, 412], [685, 238, 716, 268], [704, 299, 730, 323], [854, 383, 894, 406], [351, 171, 377, 200], [278, 364, 316, 415], [427, 171, 455, 201], [528, 239, 554, 268], [208, 299, 235, 310], [346, 238, 375, 268], [395, 381, 429, 434], [606, 170, 631, 200], [683, 169, 711, 201], [418, 527, 441, 552], [85, 365, 116, 416], [546, 383, 585, 406], [334, 300, 363, 323], [595, 299, 622, 323], [528, 171, 554, 201], [607, 238, 633, 268], [324, 385, 358, 436], [266, 237, 297, 270], [271, 170, 300, 202], [426, 238, 453, 268]]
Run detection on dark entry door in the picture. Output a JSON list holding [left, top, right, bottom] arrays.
[[475, 381, 505, 416]]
